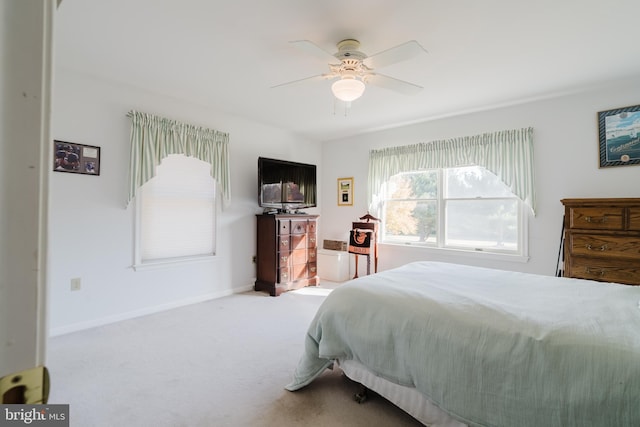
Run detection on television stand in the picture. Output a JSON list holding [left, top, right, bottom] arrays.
[[254, 213, 319, 296]]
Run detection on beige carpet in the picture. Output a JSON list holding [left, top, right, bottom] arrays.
[[46, 284, 424, 426]]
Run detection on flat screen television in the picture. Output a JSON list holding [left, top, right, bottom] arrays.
[[258, 157, 317, 212]]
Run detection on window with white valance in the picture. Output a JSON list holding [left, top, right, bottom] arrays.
[[368, 127, 535, 215], [368, 127, 535, 258], [126, 111, 230, 268], [126, 110, 230, 208]]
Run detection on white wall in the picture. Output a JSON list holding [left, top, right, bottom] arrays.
[[49, 67, 640, 335], [320, 77, 640, 277], [49, 69, 321, 335]]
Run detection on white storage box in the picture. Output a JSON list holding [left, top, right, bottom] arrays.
[[317, 249, 350, 282]]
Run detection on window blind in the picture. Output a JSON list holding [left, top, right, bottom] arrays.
[[139, 155, 216, 261]]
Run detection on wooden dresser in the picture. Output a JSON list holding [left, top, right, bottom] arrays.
[[255, 214, 319, 296], [561, 198, 640, 286]]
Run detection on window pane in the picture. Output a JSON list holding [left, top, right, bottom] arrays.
[[388, 171, 437, 199], [445, 199, 518, 250], [381, 167, 523, 255], [384, 200, 437, 244], [445, 166, 512, 198]]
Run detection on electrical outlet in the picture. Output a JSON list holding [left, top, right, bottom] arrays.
[[70, 277, 81, 291], [252, 255, 257, 263]]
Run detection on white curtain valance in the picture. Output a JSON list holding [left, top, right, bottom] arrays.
[[126, 110, 231, 208], [368, 127, 536, 214]]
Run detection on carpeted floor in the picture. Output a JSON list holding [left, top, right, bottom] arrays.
[[46, 284, 424, 426]]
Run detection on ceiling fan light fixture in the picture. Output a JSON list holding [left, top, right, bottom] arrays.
[[331, 77, 365, 102]]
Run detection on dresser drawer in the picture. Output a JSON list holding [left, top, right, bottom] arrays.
[[291, 248, 307, 265], [290, 220, 307, 234], [290, 248, 317, 265], [278, 266, 290, 284], [308, 233, 317, 248], [308, 220, 317, 233], [568, 234, 640, 260], [278, 236, 290, 251], [291, 233, 307, 250], [568, 207, 624, 230], [290, 262, 318, 279], [308, 262, 317, 277], [291, 263, 308, 281], [308, 247, 317, 263], [278, 251, 290, 266], [279, 219, 290, 234], [630, 208, 640, 231], [568, 257, 640, 285]]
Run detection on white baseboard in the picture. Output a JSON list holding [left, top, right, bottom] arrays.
[[49, 285, 254, 337]]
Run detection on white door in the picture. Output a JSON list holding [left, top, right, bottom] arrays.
[[0, 0, 54, 383]]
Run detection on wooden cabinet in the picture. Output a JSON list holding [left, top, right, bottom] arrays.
[[561, 198, 640, 286], [255, 214, 319, 296]]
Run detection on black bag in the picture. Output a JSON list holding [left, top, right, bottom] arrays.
[[348, 229, 372, 255]]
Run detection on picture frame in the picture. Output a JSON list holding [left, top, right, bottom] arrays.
[[597, 104, 640, 168], [53, 140, 101, 175], [337, 177, 353, 206]]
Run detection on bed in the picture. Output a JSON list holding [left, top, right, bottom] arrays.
[[285, 261, 640, 426]]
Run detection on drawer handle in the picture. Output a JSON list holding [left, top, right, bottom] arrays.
[[310, 267, 316, 273], [281, 256, 288, 262], [309, 252, 315, 258], [584, 216, 607, 223], [310, 237, 316, 243], [281, 239, 289, 246], [586, 244, 607, 251], [585, 267, 605, 277]]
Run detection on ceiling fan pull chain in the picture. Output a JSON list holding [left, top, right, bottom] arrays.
[[344, 101, 351, 117]]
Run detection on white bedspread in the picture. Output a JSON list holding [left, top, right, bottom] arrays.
[[286, 261, 640, 427]]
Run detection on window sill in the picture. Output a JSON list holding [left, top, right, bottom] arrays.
[[132, 254, 215, 271], [379, 242, 530, 264]]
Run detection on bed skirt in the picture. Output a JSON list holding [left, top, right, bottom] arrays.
[[339, 359, 467, 427]]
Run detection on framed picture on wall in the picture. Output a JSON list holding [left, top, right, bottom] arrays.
[[53, 140, 101, 175], [337, 177, 353, 206], [597, 104, 640, 168]]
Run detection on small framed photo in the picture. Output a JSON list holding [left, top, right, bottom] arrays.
[[597, 104, 640, 168], [53, 140, 101, 175], [337, 177, 353, 206]]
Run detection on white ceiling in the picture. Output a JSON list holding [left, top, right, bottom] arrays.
[[55, 0, 640, 142]]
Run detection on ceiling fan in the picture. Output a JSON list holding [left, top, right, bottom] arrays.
[[273, 39, 427, 103]]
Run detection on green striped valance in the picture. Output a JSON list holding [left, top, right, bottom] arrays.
[[126, 111, 230, 208], [368, 127, 536, 214]]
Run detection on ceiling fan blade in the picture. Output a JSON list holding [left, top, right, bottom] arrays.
[[290, 40, 339, 64], [363, 40, 427, 69], [366, 73, 423, 95], [271, 73, 335, 89]]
